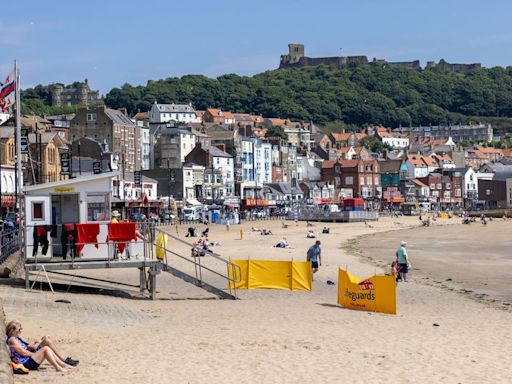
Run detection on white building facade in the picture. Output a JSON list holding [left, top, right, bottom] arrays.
[[382, 136, 409, 149], [183, 164, 205, 200], [254, 140, 272, 184], [149, 102, 201, 124]]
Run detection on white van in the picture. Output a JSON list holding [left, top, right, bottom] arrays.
[[183, 206, 203, 221]]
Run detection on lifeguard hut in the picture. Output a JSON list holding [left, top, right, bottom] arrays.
[[22, 172, 239, 300]]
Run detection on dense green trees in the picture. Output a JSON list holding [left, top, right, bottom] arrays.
[[20, 63, 512, 133], [265, 125, 288, 140]]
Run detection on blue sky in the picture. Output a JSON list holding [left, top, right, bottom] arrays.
[[3, 0, 512, 95]]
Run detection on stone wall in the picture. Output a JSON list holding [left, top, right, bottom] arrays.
[[0, 299, 14, 384]]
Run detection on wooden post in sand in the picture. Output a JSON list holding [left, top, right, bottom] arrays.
[[139, 267, 146, 293]]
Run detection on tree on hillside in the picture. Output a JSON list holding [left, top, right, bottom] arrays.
[[265, 125, 288, 141], [359, 136, 388, 154]]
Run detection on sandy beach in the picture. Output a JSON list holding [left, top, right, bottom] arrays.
[[3, 216, 512, 383]]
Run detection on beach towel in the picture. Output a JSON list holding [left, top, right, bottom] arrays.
[[108, 222, 137, 253], [75, 223, 100, 254]]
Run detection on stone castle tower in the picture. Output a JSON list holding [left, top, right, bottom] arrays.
[[280, 44, 305, 66], [49, 79, 99, 107], [49, 84, 64, 107]]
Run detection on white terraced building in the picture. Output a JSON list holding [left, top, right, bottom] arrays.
[[149, 101, 202, 124]]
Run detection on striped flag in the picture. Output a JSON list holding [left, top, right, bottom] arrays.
[[0, 69, 16, 113]]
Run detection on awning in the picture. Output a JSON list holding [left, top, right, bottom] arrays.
[[186, 198, 202, 206], [383, 196, 405, 203]]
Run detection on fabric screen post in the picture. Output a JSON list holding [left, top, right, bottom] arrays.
[[291, 261, 312, 291], [229, 260, 249, 289]]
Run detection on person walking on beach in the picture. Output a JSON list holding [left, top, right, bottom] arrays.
[[396, 240, 411, 282], [307, 240, 322, 275]]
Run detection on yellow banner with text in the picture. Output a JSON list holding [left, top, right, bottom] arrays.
[[337, 269, 396, 315]]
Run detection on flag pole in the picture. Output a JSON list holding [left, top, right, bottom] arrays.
[[14, 60, 25, 276], [15, 60, 22, 201]]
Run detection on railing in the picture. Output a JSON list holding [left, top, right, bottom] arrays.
[[25, 223, 152, 267], [155, 228, 241, 299], [0, 227, 20, 264]]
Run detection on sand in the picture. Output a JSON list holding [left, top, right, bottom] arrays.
[[3, 216, 511, 383]]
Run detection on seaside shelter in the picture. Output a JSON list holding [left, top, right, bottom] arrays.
[[21, 172, 238, 300]]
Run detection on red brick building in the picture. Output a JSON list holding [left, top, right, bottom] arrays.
[[321, 159, 381, 203]]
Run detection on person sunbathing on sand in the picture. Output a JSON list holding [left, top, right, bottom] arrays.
[[6, 320, 79, 373]]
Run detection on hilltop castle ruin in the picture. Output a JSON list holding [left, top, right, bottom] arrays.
[[279, 44, 481, 73]]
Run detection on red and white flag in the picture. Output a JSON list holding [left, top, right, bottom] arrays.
[[0, 69, 16, 113]]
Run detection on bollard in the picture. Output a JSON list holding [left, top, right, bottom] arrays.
[[240, 228, 243, 240]]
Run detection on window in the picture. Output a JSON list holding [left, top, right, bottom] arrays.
[[360, 176, 365, 185], [86, 113, 97, 122], [374, 176, 379, 185], [216, 158, 220, 165], [444, 191, 451, 199], [86, 193, 108, 221], [445, 183, 451, 190], [367, 176, 372, 185], [335, 176, 340, 186], [32, 202, 44, 221], [345, 176, 353, 185], [455, 189, 462, 197], [437, 183, 442, 190], [430, 183, 435, 190]]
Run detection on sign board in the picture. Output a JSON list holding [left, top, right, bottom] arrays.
[[53, 186, 75, 193], [134, 171, 142, 185], [60, 152, 71, 175], [20, 136, 28, 154], [93, 161, 101, 174]]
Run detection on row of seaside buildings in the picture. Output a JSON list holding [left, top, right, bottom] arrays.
[[0, 98, 511, 218]]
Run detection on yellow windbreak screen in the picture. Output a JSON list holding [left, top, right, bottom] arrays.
[[229, 260, 312, 291], [337, 269, 396, 315]]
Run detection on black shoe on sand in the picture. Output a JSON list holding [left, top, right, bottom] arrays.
[[65, 357, 79, 366]]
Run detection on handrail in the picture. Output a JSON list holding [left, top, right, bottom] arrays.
[[155, 228, 241, 298]]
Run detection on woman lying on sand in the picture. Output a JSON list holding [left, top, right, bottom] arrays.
[[6, 320, 79, 372]]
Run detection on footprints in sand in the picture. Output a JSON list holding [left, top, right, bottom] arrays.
[[241, 340, 321, 351]]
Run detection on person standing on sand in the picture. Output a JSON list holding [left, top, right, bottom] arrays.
[[396, 240, 411, 282], [307, 240, 322, 275]]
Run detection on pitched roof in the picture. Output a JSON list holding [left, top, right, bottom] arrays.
[[434, 153, 453, 162], [407, 154, 426, 167], [321, 160, 336, 169], [330, 132, 367, 142], [106, 108, 136, 126], [378, 159, 402, 173], [207, 130, 236, 140], [476, 146, 503, 155], [266, 118, 290, 126], [422, 155, 438, 166], [338, 160, 359, 168], [502, 148, 512, 157], [203, 145, 232, 158], [414, 179, 428, 187], [156, 103, 195, 113], [132, 111, 148, 120], [206, 108, 222, 117]]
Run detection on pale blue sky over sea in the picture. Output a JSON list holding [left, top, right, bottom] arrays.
[[3, 0, 512, 94]]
